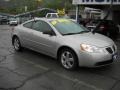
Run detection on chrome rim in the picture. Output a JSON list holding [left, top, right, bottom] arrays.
[[61, 51, 74, 69], [14, 38, 20, 50]]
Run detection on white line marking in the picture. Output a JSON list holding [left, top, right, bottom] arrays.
[[53, 72, 103, 90], [34, 65, 49, 70], [23, 59, 49, 70]]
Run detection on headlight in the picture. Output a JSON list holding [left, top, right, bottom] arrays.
[[80, 44, 103, 53]]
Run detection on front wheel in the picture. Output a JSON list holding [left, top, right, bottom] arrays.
[[13, 37, 22, 51], [58, 48, 78, 70]]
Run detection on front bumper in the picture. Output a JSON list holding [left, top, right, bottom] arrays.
[[10, 22, 18, 25], [77, 45, 118, 67]]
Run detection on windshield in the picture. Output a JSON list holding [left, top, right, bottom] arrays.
[[50, 19, 89, 35]]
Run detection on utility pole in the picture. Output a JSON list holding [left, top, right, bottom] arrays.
[[25, 6, 28, 12], [103, 0, 113, 20], [76, 5, 79, 23]]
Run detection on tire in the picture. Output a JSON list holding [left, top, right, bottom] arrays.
[[58, 48, 78, 70], [13, 37, 22, 51]]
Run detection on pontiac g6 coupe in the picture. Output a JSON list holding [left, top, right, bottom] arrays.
[[12, 18, 118, 70]]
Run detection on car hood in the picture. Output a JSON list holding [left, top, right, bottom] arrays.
[[64, 32, 114, 47]]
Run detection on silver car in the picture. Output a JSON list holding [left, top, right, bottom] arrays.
[[12, 18, 118, 70], [9, 18, 18, 26]]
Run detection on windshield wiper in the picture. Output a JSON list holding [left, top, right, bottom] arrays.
[[63, 33, 77, 35], [63, 31, 89, 35], [77, 31, 90, 34]]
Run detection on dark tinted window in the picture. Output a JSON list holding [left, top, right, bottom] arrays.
[[108, 21, 116, 26], [52, 14, 58, 18], [70, 15, 82, 19], [32, 20, 53, 33], [47, 14, 51, 18], [32, 21, 41, 31]]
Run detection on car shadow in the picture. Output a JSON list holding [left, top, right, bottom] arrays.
[[13, 47, 120, 79]]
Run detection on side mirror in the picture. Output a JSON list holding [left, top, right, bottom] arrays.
[[43, 30, 55, 36]]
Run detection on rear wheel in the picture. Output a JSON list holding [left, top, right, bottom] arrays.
[[58, 48, 78, 70], [13, 37, 22, 51]]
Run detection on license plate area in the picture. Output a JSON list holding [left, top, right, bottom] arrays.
[[112, 53, 118, 60]]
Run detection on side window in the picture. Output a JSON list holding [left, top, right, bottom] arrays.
[[32, 21, 41, 31], [40, 21, 53, 33], [23, 22, 33, 29], [52, 14, 58, 18], [32, 20, 55, 34], [109, 21, 115, 26], [46, 14, 51, 18]]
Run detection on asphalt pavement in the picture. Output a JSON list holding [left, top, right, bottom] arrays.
[[0, 25, 120, 90]]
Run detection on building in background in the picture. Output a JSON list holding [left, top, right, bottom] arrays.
[[84, 7, 101, 19], [73, 0, 120, 24]]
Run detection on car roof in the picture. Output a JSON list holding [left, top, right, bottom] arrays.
[[46, 13, 58, 14], [28, 18, 70, 22], [22, 18, 75, 25]]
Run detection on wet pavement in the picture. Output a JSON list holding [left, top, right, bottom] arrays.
[[0, 25, 120, 90]]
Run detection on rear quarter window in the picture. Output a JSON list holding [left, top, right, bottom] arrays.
[[23, 22, 33, 28]]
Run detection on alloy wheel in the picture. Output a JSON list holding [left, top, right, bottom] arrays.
[[61, 51, 75, 69]]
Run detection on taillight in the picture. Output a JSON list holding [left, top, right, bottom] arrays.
[[100, 25, 107, 31]]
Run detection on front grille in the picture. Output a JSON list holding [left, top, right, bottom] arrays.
[[106, 45, 116, 54], [106, 47, 113, 54], [95, 59, 113, 66]]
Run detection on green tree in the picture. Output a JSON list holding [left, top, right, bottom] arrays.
[[43, 0, 74, 10], [0, 0, 74, 14]]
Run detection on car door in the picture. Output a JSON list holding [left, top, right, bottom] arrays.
[[31, 20, 57, 56], [20, 21, 37, 48]]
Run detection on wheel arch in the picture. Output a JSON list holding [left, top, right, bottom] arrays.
[[12, 35, 19, 45], [57, 46, 78, 60]]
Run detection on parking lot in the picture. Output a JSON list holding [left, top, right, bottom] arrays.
[[0, 25, 120, 90]]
